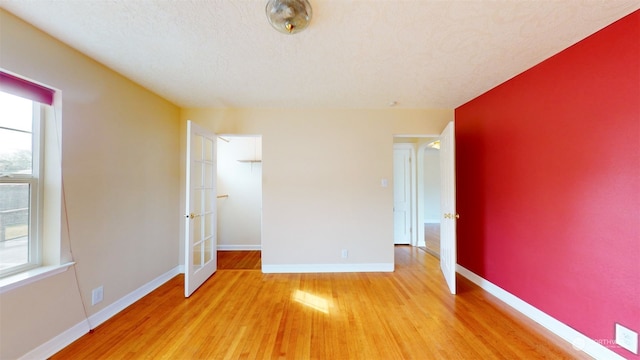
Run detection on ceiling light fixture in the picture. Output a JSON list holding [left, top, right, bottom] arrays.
[[266, 0, 312, 34]]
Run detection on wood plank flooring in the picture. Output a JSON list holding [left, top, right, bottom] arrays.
[[52, 246, 589, 359], [218, 250, 261, 270], [423, 223, 440, 258]]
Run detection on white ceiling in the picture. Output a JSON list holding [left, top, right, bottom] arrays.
[[1, 1, 638, 109]]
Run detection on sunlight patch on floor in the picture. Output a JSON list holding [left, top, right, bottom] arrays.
[[292, 290, 331, 314]]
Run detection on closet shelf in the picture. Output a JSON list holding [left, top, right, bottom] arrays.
[[237, 160, 262, 163]]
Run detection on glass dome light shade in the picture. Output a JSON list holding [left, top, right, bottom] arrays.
[[266, 0, 312, 35]]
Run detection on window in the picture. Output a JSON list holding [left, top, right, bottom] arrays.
[[0, 91, 43, 277], [0, 70, 60, 285]]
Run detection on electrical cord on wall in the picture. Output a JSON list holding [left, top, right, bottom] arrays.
[[51, 103, 94, 331]]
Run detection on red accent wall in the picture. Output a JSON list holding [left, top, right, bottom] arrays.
[[455, 10, 639, 358]]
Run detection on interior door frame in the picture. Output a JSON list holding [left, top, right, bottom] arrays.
[[394, 130, 456, 295], [215, 134, 263, 254], [416, 140, 440, 248], [394, 135, 439, 247]]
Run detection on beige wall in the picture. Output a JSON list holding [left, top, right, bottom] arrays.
[[0, 10, 181, 359], [181, 108, 453, 268]]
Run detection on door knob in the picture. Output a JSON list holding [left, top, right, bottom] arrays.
[[188, 213, 195, 219]]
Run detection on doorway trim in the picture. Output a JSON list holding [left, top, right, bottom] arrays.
[[216, 134, 263, 254], [393, 134, 440, 247], [416, 142, 428, 247], [416, 139, 441, 247]]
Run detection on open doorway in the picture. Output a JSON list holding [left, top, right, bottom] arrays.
[[216, 135, 262, 270], [393, 136, 441, 258], [418, 140, 441, 258]]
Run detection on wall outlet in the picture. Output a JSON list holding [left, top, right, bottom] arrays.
[[341, 249, 348, 259], [615, 323, 638, 354], [91, 286, 104, 306]]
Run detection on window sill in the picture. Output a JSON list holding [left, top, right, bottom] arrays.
[[0, 262, 75, 294]]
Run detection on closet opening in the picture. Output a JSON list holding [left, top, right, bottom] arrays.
[[216, 135, 262, 270]]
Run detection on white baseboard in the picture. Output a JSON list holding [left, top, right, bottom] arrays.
[[456, 265, 626, 360], [263, 263, 394, 273], [19, 319, 90, 360], [217, 244, 261, 251], [87, 265, 181, 328], [19, 265, 181, 360]]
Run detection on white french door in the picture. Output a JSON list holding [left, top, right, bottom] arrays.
[[439, 121, 457, 294], [184, 120, 217, 297]]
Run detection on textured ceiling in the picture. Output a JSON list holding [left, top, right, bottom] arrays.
[[1, 1, 638, 109]]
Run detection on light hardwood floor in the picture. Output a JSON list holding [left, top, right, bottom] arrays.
[[52, 246, 588, 359], [218, 250, 261, 270], [423, 223, 440, 258]]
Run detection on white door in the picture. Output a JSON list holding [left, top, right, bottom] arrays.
[[185, 120, 217, 297], [393, 145, 412, 245], [439, 121, 457, 294]]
